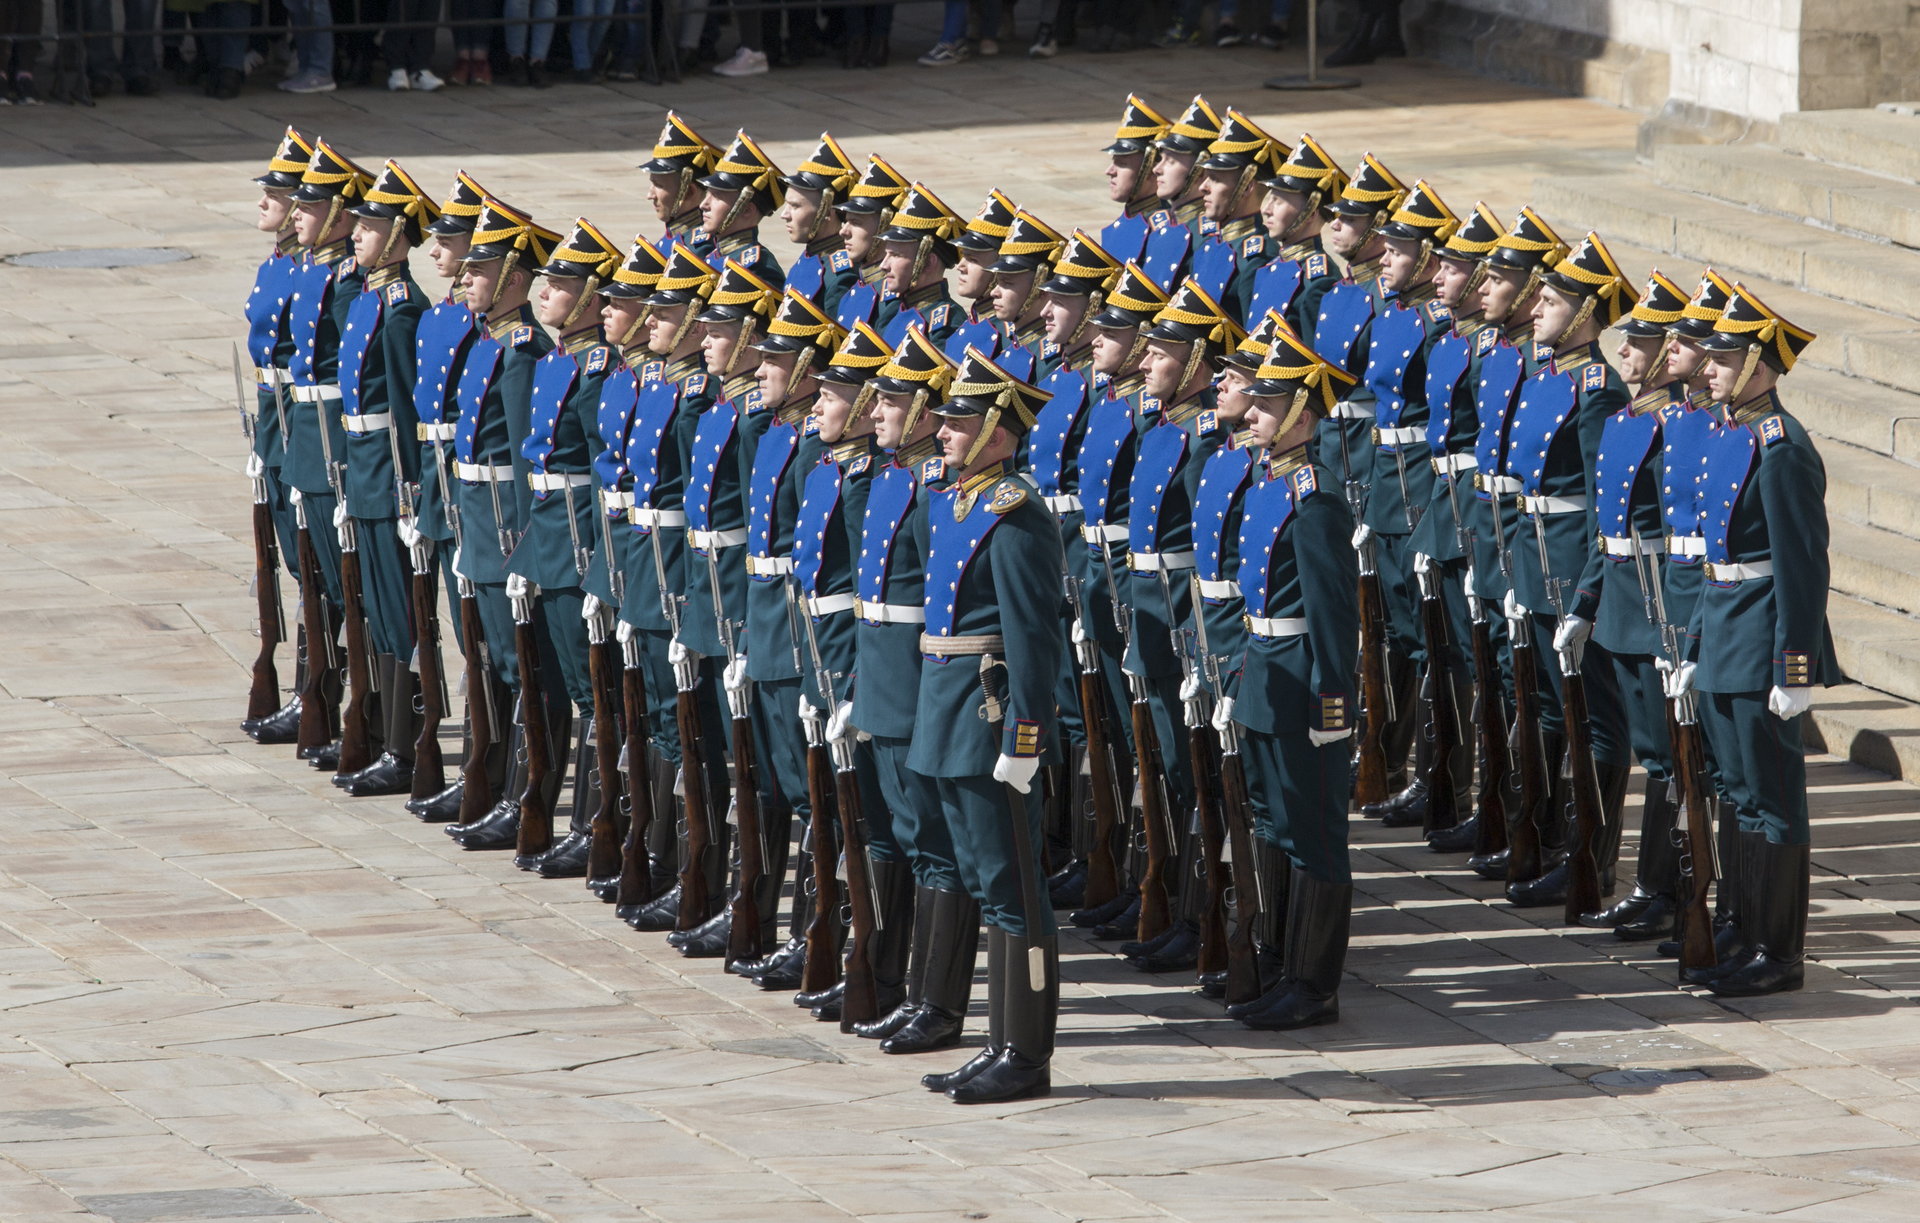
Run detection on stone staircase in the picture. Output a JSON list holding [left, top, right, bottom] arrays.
[[1529, 107, 1920, 780]]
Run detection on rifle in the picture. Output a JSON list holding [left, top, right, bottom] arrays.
[[512, 584, 554, 862], [408, 548, 446, 799], [448, 499, 500, 824], [583, 603, 624, 885], [663, 540, 723, 931], [1492, 493, 1548, 882], [1467, 593, 1511, 859], [314, 390, 374, 777], [1533, 512, 1604, 923], [1097, 540, 1172, 941], [1065, 576, 1125, 909], [1352, 509, 1395, 807], [1415, 561, 1464, 835], [610, 623, 659, 906], [785, 579, 843, 997], [1178, 574, 1229, 980], [233, 346, 285, 723]]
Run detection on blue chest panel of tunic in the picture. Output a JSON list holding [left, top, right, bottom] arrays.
[[1246, 258, 1305, 329], [1100, 212, 1150, 267], [1366, 302, 1426, 428], [1593, 408, 1662, 539], [1141, 220, 1191, 289], [923, 492, 1004, 639], [944, 315, 1003, 364], [746, 419, 800, 565], [1237, 474, 1300, 617], [245, 254, 293, 369], [594, 368, 640, 493], [836, 279, 881, 331], [1701, 426, 1759, 567], [285, 260, 334, 383], [337, 288, 384, 418], [685, 405, 740, 531], [1127, 422, 1191, 554], [1662, 407, 1717, 541], [858, 463, 919, 604], [451, 337, 505, 465], [1079, 398, 1137, 535], [414, 299, 474, 425], [792, 457, 844, 596], [1424, 330, 1474, 456], [788, 253, 825, 304], [522, 350, 581, 484], [1188, 236, 1237, 305], [1473, 342, 1526, 486], [1196, 445, 1253, 581], [625, 377, 682, 508], [1315, 282, 1376, 371], [1504, 368, 1578, 494], [1029, 367, 1090, 497]]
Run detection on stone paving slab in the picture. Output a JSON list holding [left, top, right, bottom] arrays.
[[0, 38, 1917, 1223]]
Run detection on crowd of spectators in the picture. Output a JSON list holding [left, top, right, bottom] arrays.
[[0, 1, 1392, 105]]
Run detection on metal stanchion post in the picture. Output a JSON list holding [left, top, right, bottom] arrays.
[[1263, 0, 1359, 91]]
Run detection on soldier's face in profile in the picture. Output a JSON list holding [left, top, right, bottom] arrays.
[[1704, 350, 1765, 402], [1478, 266, 1525, 323], [842, 211, 882, 261], [953, 252, 993, 299], [1669, 335, 1710, 386], [1323, 210, 1367, 258], [755, 348, 797, 404], [350, 217, 396, 270], [647, 303, 688, 354], [814, 381, 857, 442], [428, 233, 469, 280], [1244, 396, 1282, 448], [880, 241, 918, 294], [1260, 188, 1307, 239], [1214, 366, 1254, 422], [699, 187, 739, 236], [1198, 168, 1241, 221], [602, 297, 647, 348], [1040, 291, 1088, 345], [461, 260, 501, 313], [291, 200, 329, 247], [258, 189, 293, 234], [781, 188, 822, 243], [1616, 334, 1660, 385], [1140, 339, 1188, 399], [936, 414, 987, 467], [872, 390, 911, 449], [1107, 153, 1142, 203], [1090, 326, 1132, 376], [699, 320, 741, 374], [1152, 149, 1195, 201], [990, 271, 1033, 322], [536, 274, 586, 329], [648, 173, 682, 222], [1531, 284, 1579, 342], [1378, 236, 1425, 293], [1431, 257, 1471, 307]]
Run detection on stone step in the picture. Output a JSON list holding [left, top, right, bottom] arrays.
[[1651, 143, 1920, 251], [1782, 367, 1920, 470], [1807, 690, 1920, 783], [1531, 172, 1920, 323], [1778, 109, 1920, 188], [1827, 590, 1920, 709], [1830, 516, 1920, 621], [1824, 440, 1920, 541]]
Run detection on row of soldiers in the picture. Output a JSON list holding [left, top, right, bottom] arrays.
[[234, 92, 1835, 1105]]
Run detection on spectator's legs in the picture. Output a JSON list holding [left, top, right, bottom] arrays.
[[83, 0, 117, 84], [502, 0, 528, 58], [283, 0, 335, 77], [529, 0, 556, 63], [202, 0, 250, 97], [568, 0, 613, 75]]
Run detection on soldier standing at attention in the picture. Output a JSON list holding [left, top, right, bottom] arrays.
[[696, 131, 789, 289], [832, 155, 913, 332], [1247, 134, 1345, 342], [877, 183, 965, 349], [779, 133, 860, 319], [1098, 95, 1173, 271], [640, 114, 721, 253], [947, 189, 1020, 361], [1189, 108, 1283, 325]]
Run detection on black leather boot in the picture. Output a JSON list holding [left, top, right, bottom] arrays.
[[1091, 894, 1142, 940], [1211, 841, 1290, 1005], [808, 979, 845, 1022], [306, 740, 341, 770], [854, 881, 934, 1040], [409, 778, 465, 822], [1364, 689, 1430, 827], [1708, 837, 1808, 997], [339, 751, 411, 797], [247, 695, 304, 745], [922, 920, 1001, 1090], [1131, 919, 1200, 973], [450, 720, 525, 849], [1512, 761, 1625, 912], [949, 928, 1056, 1104], [843, 858, 915, 1030], [1070, 889, 1133, 929], [1591, 773, 1675, 931], [670, 904, 733, 957], [1237, 869, 1351, 1030], [625, 881, 683, 931], [1682, 829, 1761, 986], [886, 889, 982, 1055], [532, 723, 597, 877], [1618, 777, 1687, 941]]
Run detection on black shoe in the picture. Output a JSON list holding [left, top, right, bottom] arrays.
[[1198, 970, 1228, 999], [528, 59, 550, 88], [1505, 862, 1569, 909], [1362, 778, 1426, 822], [803, 980, 845, 1020], [730, 935, 801, 977], [921, 1045, 999, 1091], [304, 741, 341, 770], [1091, 896, 1141, 940], [884, 1007, 964, 1055], [1117, 922, 1181, 959], [1130, 922, 1200, 973], [507, 55, 530, 85], [752, 941, 807, 990], [1047, 859, 1087, 910], [1070, 890, 1133, 929], [1468, 847, 1510, 880], [1426, 816, 1478, 854], [852, 1001, 920, 1041], [624, 882, 683, 931], [669, 907, 732, 957], [445, 796, 513, 838], [453, 801, 521, 850], [948, 1048, 1050, 1104], [1580, 884, 1655, 930], [407, 780, 465, 823], [1238, 981, 1339, 1030], [1615, 894, 1678, 941], [341, 751, 413, 797], [532, 830, 591, 878], [245, 697, 302, 744]]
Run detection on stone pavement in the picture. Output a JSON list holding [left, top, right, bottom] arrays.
[[2, 41, 1920, 1223]]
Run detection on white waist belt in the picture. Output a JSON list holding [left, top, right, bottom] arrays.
[[1044, 493, 1083, 515], [1081, 522, 1128, 544], [1198, 578, 1241, 600], [1477, 474, 1521, 495], [856, 599, 925, 624], [1521, 494, 1586, 516], [255, 366, 290, 388], [1600, 535, 1665, 557], [417, 421, 456, 442], [341, 412, 391, 435], [289, 383, 342, 403], [629, 507, 686, 528], [1668, 534, 1706, 558], [1432, 453, 1478, 476], [454, 461, 514, 483], [746, 555, 793, 576], [1704, 559, 1773, 583], [689, 527, 747, 550], [1129, 549, 1196, 572], [601, 489, 633, 512], [1245, 614, 1308, 638], [1376, 425, 1428, 447], [805, 593, 857, 617], [1329, 403, 1369, 420], [529, 472, 591, 491]]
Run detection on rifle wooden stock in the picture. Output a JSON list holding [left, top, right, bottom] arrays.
[[1469, 612, 1511, 858], [1418, 584, 1464, 834], [1353, 566, 1393, 806], [835, 756, 880, 1031], [725, 705, 768, 963], [1671, 706, 1717, 972], [1506, 629, 1548, 883], [801, 739, 841, 995], [1131, 693, 1174, 942], [1558, 663, 1606, 924], [409, 564, 446, 799], [612, 662, 658, 907], [1078, 664, 1125, 909], [337, 545, 375, 775], [673, 679, 718, 930], [514, 619, 553, 861], [248, 500, 284, 722], [456, 592, 497, 823], [1217, 744, 1264, 1006], [293, 525, 337, 755], [1190, 726, 1229, 978], [584, 638, 624, 883]]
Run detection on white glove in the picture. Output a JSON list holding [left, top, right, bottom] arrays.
[[825, 699, 859, 744], [1179, 673, 1202, 703], [723, 655, 749, 701], [333, 501, 349, 529], [245, 453, 265, 480], [616, 619, 637, 645], [504, 573, 532, 600], [1413, 550, 1434, 576], [396, 517, 424, 550], [1662, 659, 1696, 700], [1769, 685, 1813, 720], [1351, 523, 1373, 551], [1503, 588, 1526, 626], [1071, 617, 1088, 645], [287, 486, 304, 506], [1211, 695, 1235, 734], [1554, 615, 1591, 668], [667, 636, 690, 665], [799, 692, 822, 722], [1309, 726, 1353, 747], [992, 753, 1041, 794], [581, 593, 603, 622]]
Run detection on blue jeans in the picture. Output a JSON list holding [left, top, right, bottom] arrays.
[[940, 0, 965, 42], [284, 0, 334, 74], [504, 0, 556, 60], [1182, 0, 1291, 22], [86, 0, 159, 76], [570, 0, 612, 67]]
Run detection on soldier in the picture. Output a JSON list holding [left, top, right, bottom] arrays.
[[240, 126, 316, 746], [441, 199, 560, 850], [1220, 306, 1360, 1032], [1315, 152, 1409, 497], [1189, 108, 1284, 325], [946, 189, 1019, 361], [641, 113, 721, 252], [404, 171, 491, 823], [331, 160, 438, 797], [1670, 284, 1836, 997], [697, 131, 788, 289], [1248, 134, 1346, 342], [877, 183, 965, 349], [779, 133, 860, 319], [1143, 94, 1225, 289], [1096, 94, 1172, 270], [912, 347, 1063, 1105], [1500, 233, 1637, 912], [833, 155, 912, 332], [987, 208, 1067, 379]]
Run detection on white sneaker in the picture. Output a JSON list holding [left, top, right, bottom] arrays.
[[917, 41, 968, 66], [279, 70, 337, 94], [977, 37, 999, 56], [411, 68, 444, 92], [711, 47, 769, 77], [387, 68, 410, 90]]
